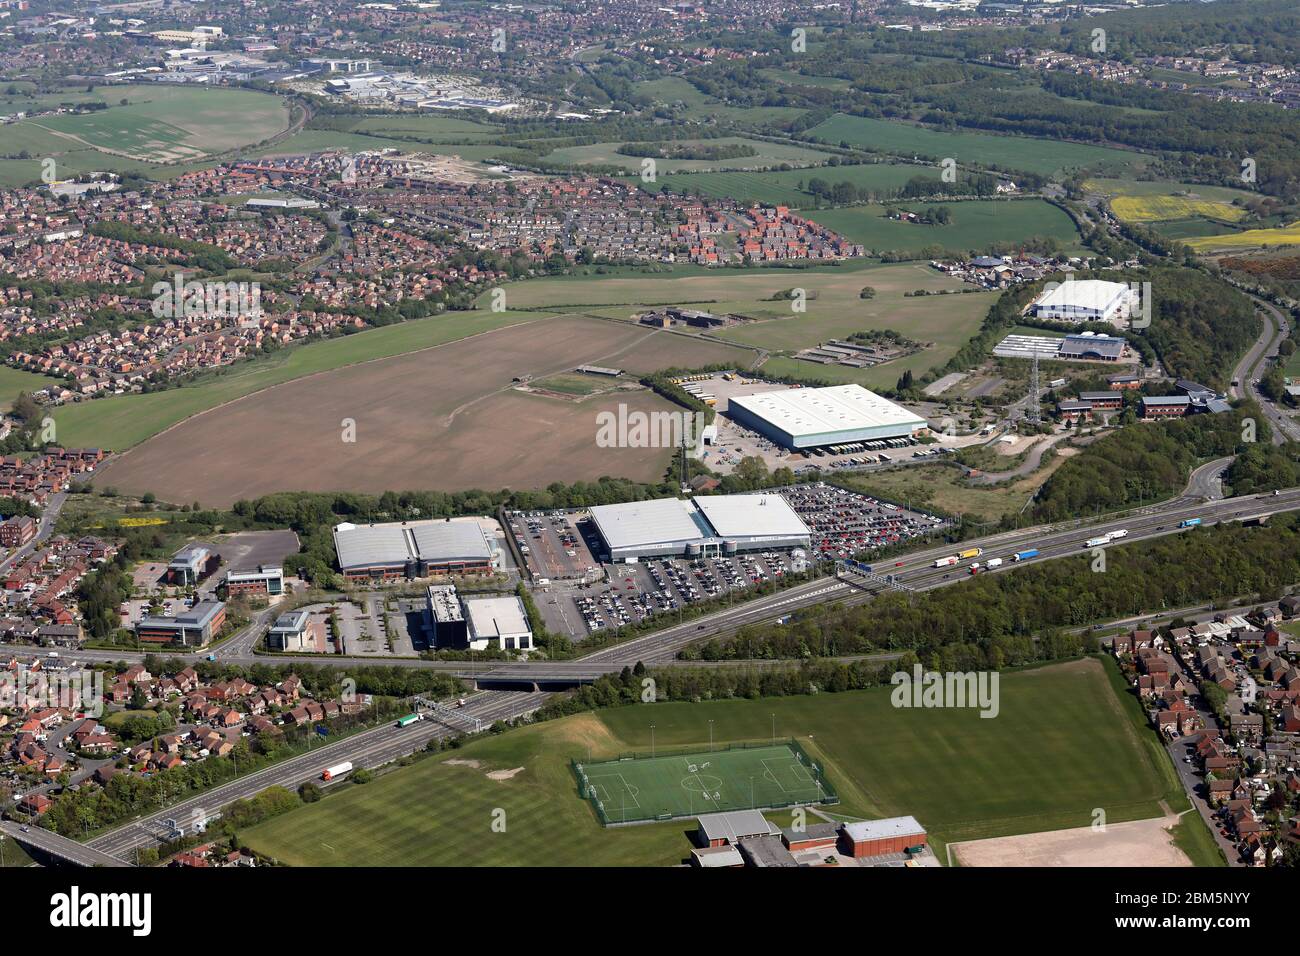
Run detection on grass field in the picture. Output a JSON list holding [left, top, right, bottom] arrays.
[[596, 657, 1189, 850], [834, 457, 1068, 522], [345, 115, 502, 142], [15, 85, 290, 164], [807, 115, 1147, 177], [577, 741, 831, 824], [633, 162, 937, 206], [810, 200, 1081, 254], [638, 77, 809, 126], [243, 658, 1193, 865], [1169, 812, 1228, 867], [252, 129, 529, 165], [242, 714, 693, 867], [0, 365, 62, 411], [546, 137, 832, 173], [1159, 218, 1243, 241], [487, 263, 993, 390], [533, 371, 616, 396], [0, 838, 36, 868]]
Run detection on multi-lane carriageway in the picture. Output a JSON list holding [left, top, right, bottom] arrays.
[[18, 485, 1300, 864]]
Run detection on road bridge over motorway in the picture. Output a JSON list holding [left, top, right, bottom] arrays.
[[0, 820, 131, 867]]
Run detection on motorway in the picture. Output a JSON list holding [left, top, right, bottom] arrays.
[[50, 482, 1300, 863]]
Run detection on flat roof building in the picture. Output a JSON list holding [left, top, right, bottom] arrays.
[[464, 595, 532, 652], [588, 497, 707, 561], [167, 544, 214, 586], [839, 815, 927, 858], [426, 583, 467, 648], [425, 584, 531, 652], [588, 493, 811, 561], [727, 384, 927, 450], [266, 609, 311, 652], [993, 333, 1065, 360], [692, 494, 813, 551], [333, 519, 499, 581], [135, 600, 226, 647], [1030, 279, 1132, 323], [225, 564, 284, 596]]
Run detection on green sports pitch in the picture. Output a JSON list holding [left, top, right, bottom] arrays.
[[574, 740, 836, 825]]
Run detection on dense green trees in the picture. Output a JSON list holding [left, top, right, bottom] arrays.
[[1032, 407, 1256, 522]]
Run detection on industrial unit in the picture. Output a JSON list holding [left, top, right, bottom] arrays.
[[464, 596, 533, 652], [587, 492, 811, 561], [425, 584, 532, 651], [726, 384, 927, 451], [1029, 278, 1133, 324], [333, 519, 500, 581]]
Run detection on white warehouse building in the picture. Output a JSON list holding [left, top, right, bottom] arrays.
[[588, 493, 811, 561], [1029, 279, 1133, 324], [726, 384, 928, 451]]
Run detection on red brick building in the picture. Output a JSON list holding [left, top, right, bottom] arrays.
[[0, 514, 37, 547], [838, 817, 928, 858]]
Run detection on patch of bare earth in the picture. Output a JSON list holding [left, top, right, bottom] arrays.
[[951, 814, 1192, 867], [93, 316, 696, 506]]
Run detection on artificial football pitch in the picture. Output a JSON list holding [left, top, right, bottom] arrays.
[[575, 741, 835, 825]]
